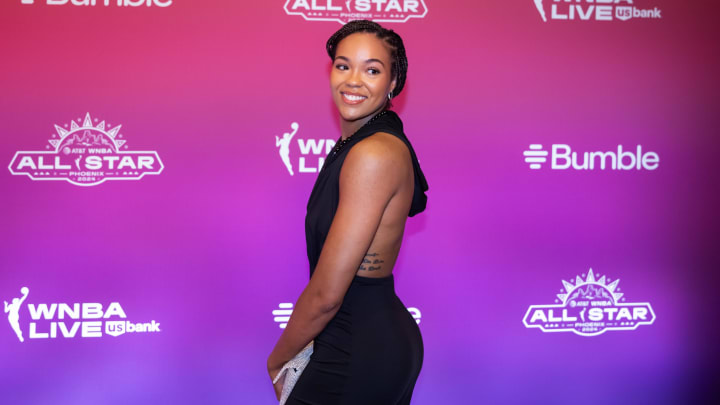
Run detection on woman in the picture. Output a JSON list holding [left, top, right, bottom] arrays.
[[267, 20, 429, 404]]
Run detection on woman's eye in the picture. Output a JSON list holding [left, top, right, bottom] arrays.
[[368, 68, 380, 75], [335, 64, 348, 70]]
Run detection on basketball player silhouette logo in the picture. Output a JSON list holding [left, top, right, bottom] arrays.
[[276, 122, 299, 176], [534, 0, 547, 22], [4, 287, 29, 342]]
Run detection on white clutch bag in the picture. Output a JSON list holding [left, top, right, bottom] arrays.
[[272, 340, 314, 405]]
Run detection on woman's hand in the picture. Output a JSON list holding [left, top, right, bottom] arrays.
[[268, 365, 285, 401]]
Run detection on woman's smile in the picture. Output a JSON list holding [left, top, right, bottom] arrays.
[[341, 91, 368, 104]]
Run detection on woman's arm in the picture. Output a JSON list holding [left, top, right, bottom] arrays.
[[267, 136, 403, 371]]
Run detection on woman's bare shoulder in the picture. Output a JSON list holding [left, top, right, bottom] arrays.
[[347, 131, 411, 165]]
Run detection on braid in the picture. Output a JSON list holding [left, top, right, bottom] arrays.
[[326, 20, 408, 109]]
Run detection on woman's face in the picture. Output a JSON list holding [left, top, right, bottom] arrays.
[[330, 32, 397, 122]]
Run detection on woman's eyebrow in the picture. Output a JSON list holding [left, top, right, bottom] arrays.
[[334, 56, 386, 67]]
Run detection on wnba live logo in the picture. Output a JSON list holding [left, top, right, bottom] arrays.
[[533, 0, 661, 22], [284, 0, 428, 24], [274, 121, 337, 176], [3, 286, 161, 342]]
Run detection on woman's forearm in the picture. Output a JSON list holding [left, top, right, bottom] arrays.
[[267, 285, 340, 371]]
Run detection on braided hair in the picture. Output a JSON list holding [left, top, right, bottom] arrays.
[[326, 19, 408, 110]]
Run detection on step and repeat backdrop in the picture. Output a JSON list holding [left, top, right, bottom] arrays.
[[1, 1, 718, 404]]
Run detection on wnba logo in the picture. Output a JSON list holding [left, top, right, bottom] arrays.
[[274, 121, 336, 176]]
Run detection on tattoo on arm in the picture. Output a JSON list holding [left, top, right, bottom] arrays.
[[359, 252, 384, 271]]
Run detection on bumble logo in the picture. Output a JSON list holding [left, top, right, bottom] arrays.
[[3, 286, 161, 342], [533, 0, 661, 22], [523, 144, 659, 171], [8, 113, 163, 186], [20, 0, 172, 7], [272, 302, 421, 328]]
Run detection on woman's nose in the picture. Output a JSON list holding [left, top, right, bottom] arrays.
[[346, 69, 362, 86]]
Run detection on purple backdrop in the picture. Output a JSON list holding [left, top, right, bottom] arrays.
[[1, 1, 719, 404]]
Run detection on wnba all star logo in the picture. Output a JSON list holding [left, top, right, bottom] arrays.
[[274, 121, 337, 176], [8, 113, 163, 186], [522, 268, 656, 336], [284, 0, 428, 24]]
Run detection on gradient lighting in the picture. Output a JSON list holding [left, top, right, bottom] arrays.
[[1, 1, 718, 404]]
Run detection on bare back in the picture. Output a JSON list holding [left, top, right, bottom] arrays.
[[352, 132, 415, 278]]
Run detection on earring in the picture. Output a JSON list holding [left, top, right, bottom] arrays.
[[387, 92, 393, 100]]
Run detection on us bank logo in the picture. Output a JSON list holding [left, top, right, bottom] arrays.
[[3, 287, 161, 342], [523, 268, 656, 336], [274, 121, 337, 176], [284, 0, 428, 24], [9, 113, 163, 186], [272, 302, 422, 328], [19, 0, 173, 7], [533, 0, 661, 22], [523, 144, 659, 170]]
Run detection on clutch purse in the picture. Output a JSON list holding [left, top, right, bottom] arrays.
[[272, 340, 314, 405]]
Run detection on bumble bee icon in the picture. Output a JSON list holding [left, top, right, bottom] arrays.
[[8, 113, 163, 186]]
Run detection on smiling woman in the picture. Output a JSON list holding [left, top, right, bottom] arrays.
[[267, 19, 428, 405], [327, 19, 408, 124]]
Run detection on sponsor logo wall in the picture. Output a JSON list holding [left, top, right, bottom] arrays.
[[1, 0, 718, 404]]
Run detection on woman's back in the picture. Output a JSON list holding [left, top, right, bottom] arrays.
[[304, 110, 428, 279], [344, 131, 415, 279]]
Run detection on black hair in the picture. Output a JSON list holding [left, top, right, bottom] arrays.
[[326, 19, 408, 110]]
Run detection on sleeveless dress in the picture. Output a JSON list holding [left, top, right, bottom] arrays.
[[285, 110, 429, 405]]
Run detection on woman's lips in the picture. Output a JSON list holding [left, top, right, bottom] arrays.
[[341, 92, 367, 105]]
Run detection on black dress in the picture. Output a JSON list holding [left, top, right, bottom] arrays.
[[286, 110, 429, 405]]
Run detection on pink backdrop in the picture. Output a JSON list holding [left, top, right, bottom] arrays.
[[1, 1, 719, 404]]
